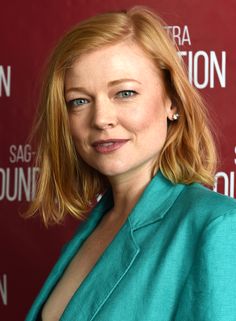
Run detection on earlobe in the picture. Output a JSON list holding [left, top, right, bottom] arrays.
[[166, 103, 178, 121]]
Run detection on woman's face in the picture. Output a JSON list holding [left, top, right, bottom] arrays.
[[65, 41, 175, 180]]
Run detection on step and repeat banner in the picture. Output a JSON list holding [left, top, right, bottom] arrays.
[[0, 0, 235, 320]]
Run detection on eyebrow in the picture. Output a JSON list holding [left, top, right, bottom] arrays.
[[65, 78, 142, 95], [107, 78, 142, 87], [65, 86, 90, 95]]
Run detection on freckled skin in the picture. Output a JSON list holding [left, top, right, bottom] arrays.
[[65, 41, 175, 180]]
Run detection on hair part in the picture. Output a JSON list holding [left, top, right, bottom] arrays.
[[26, 6, 218, 226]]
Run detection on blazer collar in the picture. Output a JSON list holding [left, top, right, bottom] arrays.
[[128, 171, 185, 230], [77, 170, 185, 232], [95, 171, 185, 230]]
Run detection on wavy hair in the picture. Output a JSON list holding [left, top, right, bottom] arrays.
[[27, 6, 217, 225]]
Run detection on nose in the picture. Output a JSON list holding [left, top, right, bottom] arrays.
[[91, 97, 118, 130]]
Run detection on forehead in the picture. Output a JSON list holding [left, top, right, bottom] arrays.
[[65, 41, 162, 86]]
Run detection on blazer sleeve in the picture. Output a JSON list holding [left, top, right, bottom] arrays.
[[174, 209, 236, 321]]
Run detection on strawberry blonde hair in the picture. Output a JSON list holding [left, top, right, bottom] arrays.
[[27, 6, 217, 225]]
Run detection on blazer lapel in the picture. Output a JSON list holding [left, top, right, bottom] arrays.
[[60, 219, 140, 321], [59, 172, 184, 320], [26, 171, 183, 321]]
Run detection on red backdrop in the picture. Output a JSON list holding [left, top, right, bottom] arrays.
[[0, 0, 235, 320]]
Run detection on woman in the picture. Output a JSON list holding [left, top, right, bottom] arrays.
[[25, 6, 236, 321]]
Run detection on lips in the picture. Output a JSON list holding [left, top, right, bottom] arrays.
[[92, 139, 129, 153]]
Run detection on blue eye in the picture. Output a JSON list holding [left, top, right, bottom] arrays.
[[116, 90, 137, 98], [67, 98, 89, 108]]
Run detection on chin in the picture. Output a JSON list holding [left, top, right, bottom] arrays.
[[96, 169, 127, 177], [93, 164, 130, 178]]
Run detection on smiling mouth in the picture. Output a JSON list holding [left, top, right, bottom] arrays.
[[92, 139, 129, 153]]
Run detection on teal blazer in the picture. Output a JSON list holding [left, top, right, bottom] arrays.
[[25, 172, 236, 321]]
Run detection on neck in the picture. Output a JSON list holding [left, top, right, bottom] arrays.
[[107, 164, 157, 220]]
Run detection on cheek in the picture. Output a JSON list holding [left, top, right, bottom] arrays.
[[69, 114, 84, 137], [125, 101, 167, 133]]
